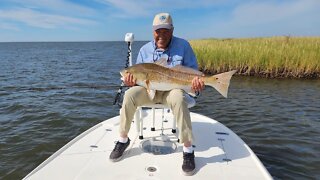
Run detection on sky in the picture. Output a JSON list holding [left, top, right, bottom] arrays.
[[0, 0, 319, 42]]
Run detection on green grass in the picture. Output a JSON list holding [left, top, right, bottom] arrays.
[[190, 36, 320, 78]]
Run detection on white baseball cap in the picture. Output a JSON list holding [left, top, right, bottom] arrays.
[[152, 13, 174, 31]]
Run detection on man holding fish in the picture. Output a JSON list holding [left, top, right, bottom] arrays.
[[109, 12, 234, 176]]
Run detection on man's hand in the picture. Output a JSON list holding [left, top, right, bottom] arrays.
[[191, 76, 205, 92], [123, 73, 136, 87]]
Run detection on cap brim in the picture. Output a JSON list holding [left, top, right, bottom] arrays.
[[153, 24, 173, 31]]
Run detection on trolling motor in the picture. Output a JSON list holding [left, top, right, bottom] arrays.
[[113, 33, 135, 107], [125, 33, 134, 66]]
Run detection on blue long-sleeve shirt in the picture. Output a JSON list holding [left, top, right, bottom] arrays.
[[136, 36, 198, 70]]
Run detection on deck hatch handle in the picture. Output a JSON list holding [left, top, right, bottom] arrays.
[[216, 132, 229, 135]]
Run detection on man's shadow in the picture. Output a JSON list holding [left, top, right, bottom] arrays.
[[123, 121, 250, 174]]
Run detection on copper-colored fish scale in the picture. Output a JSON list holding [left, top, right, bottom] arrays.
[[129, 63, 202, 86]]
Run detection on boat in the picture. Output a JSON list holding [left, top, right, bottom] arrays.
[[24, 33, 272, 179], [24, 108, 272, 179]]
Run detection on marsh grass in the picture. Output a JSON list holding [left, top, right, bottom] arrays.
[[190, 36, 320, 78]]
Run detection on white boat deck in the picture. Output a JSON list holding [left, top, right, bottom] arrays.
[[24, 109, 272, 180]]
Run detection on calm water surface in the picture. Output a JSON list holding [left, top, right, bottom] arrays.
[[0, 42, 319, 179]]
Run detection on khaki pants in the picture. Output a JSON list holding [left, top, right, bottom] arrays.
[[119, 86, 193, 143]]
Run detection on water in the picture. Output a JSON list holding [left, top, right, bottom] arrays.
[[0, 42, 319, 179]]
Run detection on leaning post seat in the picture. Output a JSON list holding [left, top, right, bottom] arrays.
[[135, 94, 196, 139]]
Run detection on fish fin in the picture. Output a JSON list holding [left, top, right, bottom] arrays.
[[205, 70, 237, 98], [145, 79, 156, 100], [154, 57, 169, 67], [171, 65, 204, 76], [147, 89, 156, 100]]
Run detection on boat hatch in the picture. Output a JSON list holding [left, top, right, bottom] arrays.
[[141, 138, 177, 155]]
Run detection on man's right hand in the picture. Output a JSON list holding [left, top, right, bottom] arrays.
[[123, 73, 136, 86]]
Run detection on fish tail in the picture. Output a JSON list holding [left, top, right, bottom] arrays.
[[205, 70, 237, 98]]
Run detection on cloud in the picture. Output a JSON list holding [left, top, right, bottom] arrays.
[[1, 0, 319, 41], [96, 0, 150, 17], [96, 0, 233, 18], [0, 21, 20, 31], [0, 0, 99, 30], [0, 8, 96, 29], [231, 0, 320, 26], [195, 0, 320, 38], [8, 0, 96, 16]]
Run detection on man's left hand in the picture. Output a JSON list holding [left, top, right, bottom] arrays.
[[191, 76, 205, 92]]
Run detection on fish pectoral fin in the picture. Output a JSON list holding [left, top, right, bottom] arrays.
[[145, 79, 156, 100], [147, 89, 156, 100]]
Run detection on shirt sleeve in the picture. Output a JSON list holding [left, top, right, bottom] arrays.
[[136, 41, 155, 64], [136, 49, 143, 64], [183, 42, 198, 70]]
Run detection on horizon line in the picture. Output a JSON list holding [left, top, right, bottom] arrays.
[[1, 35, 319, 43]]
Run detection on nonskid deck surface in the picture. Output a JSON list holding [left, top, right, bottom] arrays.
[[24, 109, 272, 180]]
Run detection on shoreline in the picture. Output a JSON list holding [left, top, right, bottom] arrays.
[[199, 67, 320, 79], [190, 36, 320, 79]]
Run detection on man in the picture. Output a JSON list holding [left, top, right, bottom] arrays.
[[109, 12, 204, 176]]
